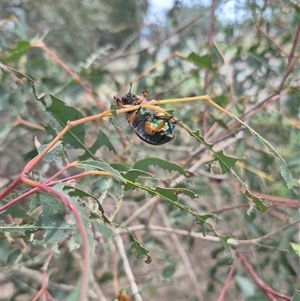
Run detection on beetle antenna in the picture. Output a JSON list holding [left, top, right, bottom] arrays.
[[129, 82, 133, 93]]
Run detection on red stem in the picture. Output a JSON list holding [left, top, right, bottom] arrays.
[[217, 258, 237, 301], [36, 184, 90, 301], [236, 249, 291, 301]]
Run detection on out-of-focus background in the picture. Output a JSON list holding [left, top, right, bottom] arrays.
[[1, 0, 299, 300]]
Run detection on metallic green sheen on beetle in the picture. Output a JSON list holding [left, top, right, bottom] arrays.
[[114, 85, 176, 145]]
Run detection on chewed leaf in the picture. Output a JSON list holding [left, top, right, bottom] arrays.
[[120, 174, 216, 230], [214, 150, 240, 174], [63, 185, 110, 223], [31, 192, 71, 244], [154, 187, 198, 201], [130, 235, 152, 263], [121, 169, 153, 191], [245, 189, 269, 212], [280, 161, 298, 189], [0, 221, 38, 235], [36, 139, 63, 163], [133, 157, 187, 175]]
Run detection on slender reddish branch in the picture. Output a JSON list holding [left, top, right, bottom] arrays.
[[32, 251, 54, 301], [287, 23, 300, 66], [256, 24, 289, 57], [31, 41, 105, 109], [39, 185, 90, 301], [236, 249, 291, 301], [217, 258, 237, 301]]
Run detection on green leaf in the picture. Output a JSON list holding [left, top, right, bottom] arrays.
[[290, 243, 300, 257], [280, 161, 298, 189], [43, 123, 58, 138], [63, 185, 110, 223], [121, 172, 215, 231], [0, 122, 13, 143], [155, 187, 198, 202], [3, 41, 31, 63], [214, 150, 240, 174], [79, 160, 125, 182], [94, 222, 113, 240], [161, 262, 176, 281], [133, 157, 187, 176], [79, 128, 116, 160], [0, 221, 38, 235], [213, 105, 298, 189], [31, 192, 71, 244], [235, 275, 255, 297], [53, 183, 94, 295], [252, 129, 297, 189], [65, 282, 80, 301], [2, 204, 27, 218], [245, 190, 269, 212], [39, 95, 86, 149], [37, 141, 63, 163], [130, 235, 151, 263], [6, 248, 22, 266], [185, 52, 216, 71], [218, 235, 234, 250], [178, 124, 240, 174], [121, 169, 153, 191], [292, 290, 300, 301], [110, 163, 131, 172], [177, 121, 272, 211]]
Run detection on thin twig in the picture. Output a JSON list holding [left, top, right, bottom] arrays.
[[256, 24, 289, 57], [116, 220, 299, 248], [157, 204, 203, 300], [217, 258, 237, 301], [115, 233, 143, 301]]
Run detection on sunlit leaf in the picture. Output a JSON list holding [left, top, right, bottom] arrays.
[[3, 41, 31, 63], [186, 52, 216, 71], [290, 243, 300, 257]]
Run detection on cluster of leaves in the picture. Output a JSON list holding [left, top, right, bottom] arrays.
[[1, 1, 299, 301]]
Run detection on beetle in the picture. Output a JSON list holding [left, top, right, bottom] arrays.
[[114, 84, 176, 145]]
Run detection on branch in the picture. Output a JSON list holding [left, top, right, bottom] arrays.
[[236, 249, 291, 301], [217, 258, 237, 301], [115, 233, 143, 301]]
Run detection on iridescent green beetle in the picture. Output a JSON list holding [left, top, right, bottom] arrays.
[[114, 85, 176, 145]]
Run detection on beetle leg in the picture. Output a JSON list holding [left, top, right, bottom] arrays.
[[127, 108, 141, 123], [114, 96, 123, 108], [135, 90, 148, 105], [144, 119, 166, 134]]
